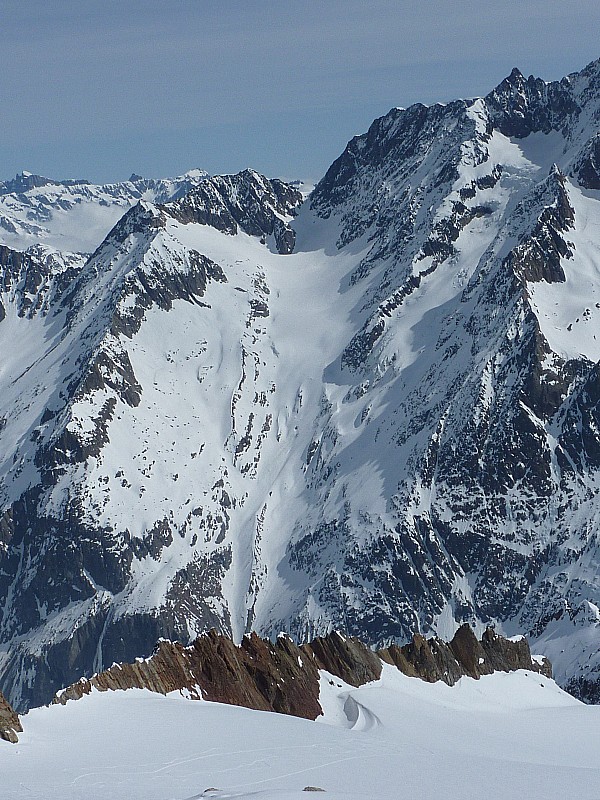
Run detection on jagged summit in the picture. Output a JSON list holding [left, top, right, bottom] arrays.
[[2, 60, 600, 713], [313, 57, 600, 228]]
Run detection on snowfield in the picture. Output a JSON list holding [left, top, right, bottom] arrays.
[[2, 667, 599, 800]]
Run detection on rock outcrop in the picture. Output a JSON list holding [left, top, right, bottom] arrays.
[[53, 627, 551, 721], [0, 690, 21, 743], [303, 632, 383, 687], [55, 631, 323, 719], [379, 624, 552, 684]]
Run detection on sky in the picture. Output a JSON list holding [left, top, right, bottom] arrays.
[[1, 0, 599, 185]]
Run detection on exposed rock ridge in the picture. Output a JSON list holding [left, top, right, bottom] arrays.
[[379, 624, 551, 684], [53, 626, 550, 721], [54, 630, 324, 719], [162, 169, 303, 253], [0, 689, 21, 743]]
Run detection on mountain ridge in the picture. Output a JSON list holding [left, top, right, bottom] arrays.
[[1, 59, 600, 711], [53, 625, 549, 720]]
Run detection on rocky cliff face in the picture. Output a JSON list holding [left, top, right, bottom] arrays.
[[53, 627, 549, 721], [0, 690, 21, 743], [0, 61, 600, 712]]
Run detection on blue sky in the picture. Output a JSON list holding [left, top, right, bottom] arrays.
[[2, 1, 599, 184]]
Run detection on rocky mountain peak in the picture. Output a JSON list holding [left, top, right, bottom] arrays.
[[103, 200, 167, 245], [163, 169, 302, 253], [484, 67, 579, 138], [0, 171, 90, 195]]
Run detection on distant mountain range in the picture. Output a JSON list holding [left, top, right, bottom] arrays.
[[0, 168, 210, 252], [2, 58, 600, 711]]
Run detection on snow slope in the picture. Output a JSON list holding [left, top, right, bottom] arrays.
[[1, 667, 596, 800]]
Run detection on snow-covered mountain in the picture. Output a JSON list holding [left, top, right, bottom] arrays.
[[3, 59, 600, 711], [0, 169, 209, 253]]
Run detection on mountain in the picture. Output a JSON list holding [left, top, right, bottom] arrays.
[[2, 60, 600, 711], [0, 169, 209, 253], [0, 171, 91, 194]]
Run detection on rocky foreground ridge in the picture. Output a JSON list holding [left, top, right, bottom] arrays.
[[53, 626, 550, 722], [0, 690, 21, 743]]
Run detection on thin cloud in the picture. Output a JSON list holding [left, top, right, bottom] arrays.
[[0, 1, 598, 182]]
